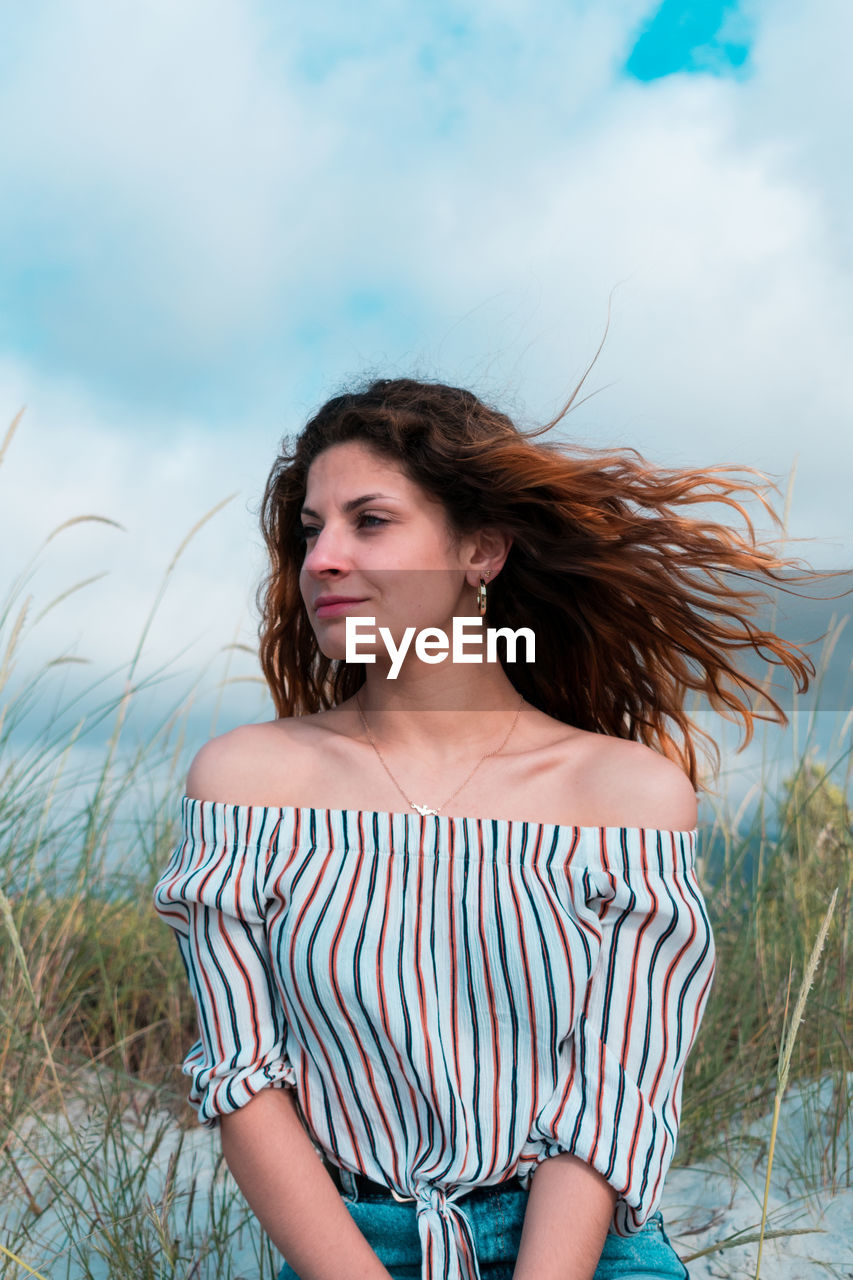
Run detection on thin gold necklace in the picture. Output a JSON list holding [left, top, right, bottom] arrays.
[[354, 688, 526, 817]]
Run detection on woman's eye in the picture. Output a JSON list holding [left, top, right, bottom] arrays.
[[297, 514, 387, 541]]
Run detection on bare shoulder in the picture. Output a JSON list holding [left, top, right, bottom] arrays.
[[184, 718, 311, 804], [569, 733, 698, 831]]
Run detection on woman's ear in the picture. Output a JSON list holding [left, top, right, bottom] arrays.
[[471, 527, 513, 576]]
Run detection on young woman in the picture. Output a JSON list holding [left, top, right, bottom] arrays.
[[154, 376, 812, 1280]]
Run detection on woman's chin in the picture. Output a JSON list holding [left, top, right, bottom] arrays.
[[317, 639, 381, 665]]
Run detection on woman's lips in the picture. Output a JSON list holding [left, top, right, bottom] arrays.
[[315, 599, 368, 618]]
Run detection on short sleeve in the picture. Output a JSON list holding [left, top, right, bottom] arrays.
[[519, 828, 716, 1234], [152, 798, 297, 1128]]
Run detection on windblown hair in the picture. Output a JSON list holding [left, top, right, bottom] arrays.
[[257, 375, 817, 787]]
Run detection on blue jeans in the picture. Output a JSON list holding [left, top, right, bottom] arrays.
[[276, 1182, 689, 1279]]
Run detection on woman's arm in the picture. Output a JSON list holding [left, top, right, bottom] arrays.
[[160, 742, 393, 1278], [512, 748, 708, 1277], [512, 1153, 617, 1280], [220, 1087, 394, 1280]]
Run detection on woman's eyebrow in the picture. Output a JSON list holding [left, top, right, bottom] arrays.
[[300, 494, 398, 519]]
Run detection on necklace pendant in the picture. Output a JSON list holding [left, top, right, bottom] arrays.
[[412, 803, 440, 817]]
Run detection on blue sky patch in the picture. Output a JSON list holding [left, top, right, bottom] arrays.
[[625, 0, 752, 81]]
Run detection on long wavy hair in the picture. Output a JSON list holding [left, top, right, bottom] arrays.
[[257, 375, 817, 787]]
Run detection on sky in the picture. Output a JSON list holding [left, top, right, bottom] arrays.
[[1, 0, 851, 811]]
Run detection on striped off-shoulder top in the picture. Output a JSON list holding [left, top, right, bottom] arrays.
[[153, 798, 716, 1280]]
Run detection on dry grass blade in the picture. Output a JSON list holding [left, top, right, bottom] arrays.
[[0, 408, 26, 470], [75, 492, 241, 860], [0, 595, 32, 696], [42, 514, 126, 545], [753, 886, 839, 1280], [683, 1224, 823, 1263], [0, 1241, 50, 1280], [127, 493, 239, 687], [164, 493, 238, 575], [32, 572, 110, 625], [0, 887, 72, 1127]]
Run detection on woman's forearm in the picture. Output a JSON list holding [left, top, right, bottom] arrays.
[[512, 1152, 618, 1280], [219, 1087, 394, 1280]]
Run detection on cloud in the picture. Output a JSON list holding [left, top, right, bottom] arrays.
[[1, 1, 850, 442], [0, 0, 325, 413]]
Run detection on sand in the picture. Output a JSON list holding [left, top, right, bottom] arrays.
[[661, 1074, 853, 1278]]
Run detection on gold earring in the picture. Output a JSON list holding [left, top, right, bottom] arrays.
[[477, 570, 490, 617]]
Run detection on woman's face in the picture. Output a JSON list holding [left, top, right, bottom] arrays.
[[298, 440, 486, 663]]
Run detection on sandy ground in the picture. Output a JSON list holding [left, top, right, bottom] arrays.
[[663, 1164, 852, 1279], [2, 1074, 851, 1278], [661, 1076, 853, 1279]]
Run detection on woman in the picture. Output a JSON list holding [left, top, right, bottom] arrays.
[[154, 376, 812, 1280]]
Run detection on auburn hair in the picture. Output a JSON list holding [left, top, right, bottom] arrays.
[[257, 375, 817, 788]]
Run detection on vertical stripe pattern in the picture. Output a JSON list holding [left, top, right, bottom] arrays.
[[154, 799, 716, 1280]]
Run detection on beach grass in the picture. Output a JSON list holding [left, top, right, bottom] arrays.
[[677, 750, 852, 1180], [1, 417, 850, 1277]]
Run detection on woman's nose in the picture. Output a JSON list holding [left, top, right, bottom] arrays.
[[302, 524, 353, 572]]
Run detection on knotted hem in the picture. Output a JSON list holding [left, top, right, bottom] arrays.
[[414, 1184, 482, 1280]]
